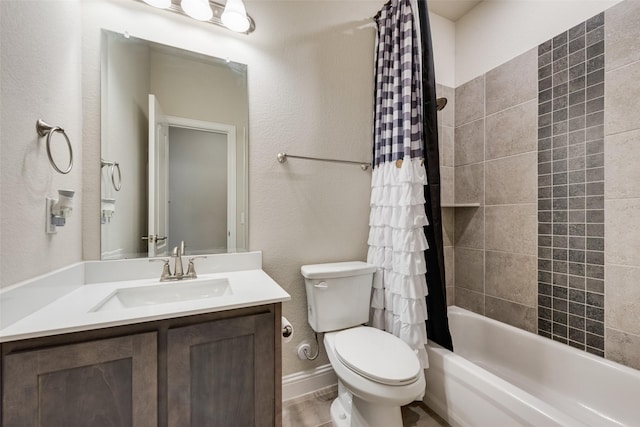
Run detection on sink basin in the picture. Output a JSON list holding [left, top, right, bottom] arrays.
[[91, 278, 232, 312]]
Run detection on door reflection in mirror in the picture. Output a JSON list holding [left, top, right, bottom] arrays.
[[100, 30, 248, 259]]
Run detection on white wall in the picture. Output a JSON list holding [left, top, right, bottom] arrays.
[[0, 0, 83, 288], [429, 11, 456, 88], [455, 0, 623, 85]]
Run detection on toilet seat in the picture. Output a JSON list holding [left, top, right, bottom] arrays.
[[333, 327, 421, 386]]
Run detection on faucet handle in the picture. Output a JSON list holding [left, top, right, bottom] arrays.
[[150, 258, 172, 281], [186, 256, 207, 279]]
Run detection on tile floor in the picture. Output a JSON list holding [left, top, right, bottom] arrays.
[[282, 386, 450, 427]]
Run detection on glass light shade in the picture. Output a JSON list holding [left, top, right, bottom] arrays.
[[181, 0, 213, 21], [221, 0, 250, 32], [143, 0, 171, 8]]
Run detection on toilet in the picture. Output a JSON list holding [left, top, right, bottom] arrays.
[[301, 261, 425, 427]]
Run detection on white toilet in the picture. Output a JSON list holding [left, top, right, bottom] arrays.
[[301, 261, 425, 427]]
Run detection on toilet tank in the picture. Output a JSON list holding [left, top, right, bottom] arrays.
[[301, 261, 377, 333]]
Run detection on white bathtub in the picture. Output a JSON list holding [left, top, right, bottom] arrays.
[[424, 306, 640, 427]]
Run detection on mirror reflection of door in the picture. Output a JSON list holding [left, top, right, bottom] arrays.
[[146, 115, 237, 256], [148, 94, 170, 257], [168, 126, 234, 253]]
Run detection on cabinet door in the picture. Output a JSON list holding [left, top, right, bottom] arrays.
[[167, 312, 275, 427], [2, 332, 157, 427]]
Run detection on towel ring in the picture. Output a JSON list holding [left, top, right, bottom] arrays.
[[36, 119, 73, 174], [111, 162, 122, 191], [101, 159, 122, 191]]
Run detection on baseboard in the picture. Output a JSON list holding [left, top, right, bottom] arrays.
[[282, 363, 338, 402]]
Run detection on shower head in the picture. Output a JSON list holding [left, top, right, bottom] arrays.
[[436, 97, 448, 111]]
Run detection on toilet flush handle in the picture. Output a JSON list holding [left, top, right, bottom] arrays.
[[314, 281, 328, 289]]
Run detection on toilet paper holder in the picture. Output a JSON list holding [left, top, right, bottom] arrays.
[[282, 324, 293, 338]]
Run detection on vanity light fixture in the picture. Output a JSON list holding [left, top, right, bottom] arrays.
[[221, 0, 250, 33], [181, 0, 213, 21], [136, 0, 255, 34], [142, 0, 171, 8]]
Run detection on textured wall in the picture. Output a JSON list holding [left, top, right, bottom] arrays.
[[0, 0, 83, 288]]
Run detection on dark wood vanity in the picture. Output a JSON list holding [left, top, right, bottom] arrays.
[[0, 303, 282, 427]]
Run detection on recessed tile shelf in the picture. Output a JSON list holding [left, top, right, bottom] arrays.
[[442, 203, 481, 208]]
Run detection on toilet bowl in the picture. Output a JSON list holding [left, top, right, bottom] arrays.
[[301, 262, 426, 427], [325, 328, 425, 427]]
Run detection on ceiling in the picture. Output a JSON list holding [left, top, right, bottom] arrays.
[[428, 0, 483, 22]]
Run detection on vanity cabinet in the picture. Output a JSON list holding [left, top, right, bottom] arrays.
[[2, 332, 157, 427], [167, 312, 274, 427], [1, 304, 281, 427]]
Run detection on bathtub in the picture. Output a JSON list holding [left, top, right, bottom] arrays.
[[424, 306, 640, 427]]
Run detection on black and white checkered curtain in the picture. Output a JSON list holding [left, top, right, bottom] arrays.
[[367, 0, 430, 368], [373, 0, 424, 166]]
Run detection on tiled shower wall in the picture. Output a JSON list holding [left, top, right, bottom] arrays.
[[452, 49, 539, 332], [448, 0, 640, 370], [436, 83, 456, 306], [537, 13, 606, 355]]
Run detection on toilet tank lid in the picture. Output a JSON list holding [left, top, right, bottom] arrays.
[[301, 261, 377, 279]]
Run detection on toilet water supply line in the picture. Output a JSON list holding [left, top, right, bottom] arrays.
[[302, 332, 320, 360]]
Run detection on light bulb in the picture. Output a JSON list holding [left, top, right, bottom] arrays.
[[143, 0, 171, 8], [181, 0, 213, 21], [221, 0, 250, 32]]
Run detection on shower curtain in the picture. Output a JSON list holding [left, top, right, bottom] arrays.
[[368, 0, 430, 368], [368, 0, 452, 368]]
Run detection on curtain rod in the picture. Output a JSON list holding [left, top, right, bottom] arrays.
[[277, 152, 371, 171]]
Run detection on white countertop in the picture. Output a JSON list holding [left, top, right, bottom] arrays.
[[0, 253, 290, 343]]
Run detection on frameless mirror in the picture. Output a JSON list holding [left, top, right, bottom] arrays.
[[100, 30, 248, 259]]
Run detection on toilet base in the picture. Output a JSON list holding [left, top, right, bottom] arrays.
[[330, 397, 350, 427], [329, 392, 403, 427]]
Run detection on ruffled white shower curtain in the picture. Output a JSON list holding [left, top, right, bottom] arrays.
[[368, 0, 430, 368]]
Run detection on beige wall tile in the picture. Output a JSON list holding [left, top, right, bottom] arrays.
[[605, 198, 640, 267], [455, 206, 484, 249], [455, 163, 484, 205], [442, 209, 455, 247], [606, 0, 640, 71], [485, 48, 537, 115], [455, 247, 484, 293], [605, 129, 640, 199], [455, 119, 484, 166], [485, 204, 537, 255], [606, 60, 640, 135], [455, 75, 484, 127], [455, 287, 484, 315], [444, 246, 455, 289], [446, 286, 455, 306], [440, 166, 455, 206], [606, 328, 640, 371], [485, 100, 537, 160], [606, 264, 640, 336], [485, 153, 537, 205], [485, 251, 537, 306], [438, 126, 454, 167], [485, 296, 537, 333]]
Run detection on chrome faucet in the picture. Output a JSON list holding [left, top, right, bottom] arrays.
[[150, 241, 206, 282], [172, 241, 185, 279]]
